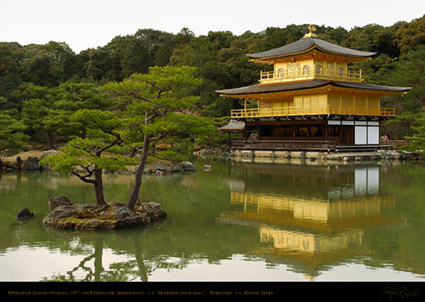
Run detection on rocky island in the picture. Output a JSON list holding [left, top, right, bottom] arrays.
[[43, 195, 166, 230]]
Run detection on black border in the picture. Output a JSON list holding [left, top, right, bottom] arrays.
[[2, 281, 425, 300]]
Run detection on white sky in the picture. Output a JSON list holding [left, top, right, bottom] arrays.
[[1, 0, 425, 53]]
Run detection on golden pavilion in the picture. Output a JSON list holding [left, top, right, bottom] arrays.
[[217, 26, 411, 152]]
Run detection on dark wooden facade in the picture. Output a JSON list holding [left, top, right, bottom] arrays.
[[224, 116, 392, 152]]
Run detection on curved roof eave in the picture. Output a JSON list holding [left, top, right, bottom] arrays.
[[216, 80, 331, 96], [247, 37, 376, 60], [216, 80, 412, 97]]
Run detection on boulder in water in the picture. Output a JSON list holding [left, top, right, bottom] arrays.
[[16, 208, 34, 219]]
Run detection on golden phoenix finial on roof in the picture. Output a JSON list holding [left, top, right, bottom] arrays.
[[304, 24, 318, 38]]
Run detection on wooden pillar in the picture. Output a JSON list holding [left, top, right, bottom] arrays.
[[325, 123, 328, 141], [224, 132, 229, 150], [292, 123, 296, 141], [219, 131, 222, 150], [244, 97, 247, 117]]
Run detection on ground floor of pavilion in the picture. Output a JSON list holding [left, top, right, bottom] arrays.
[[220, 115, 392, 152]]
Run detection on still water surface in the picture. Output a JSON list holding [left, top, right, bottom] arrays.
[[1, 158, 425, 281]]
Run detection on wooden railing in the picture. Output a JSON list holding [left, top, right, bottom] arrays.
[[260, 65, 362, 83], [231, 106, 395, 118], [327, 107, 395, 117], [231, 139, 337, 151]]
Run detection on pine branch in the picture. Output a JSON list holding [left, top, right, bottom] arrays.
[[71, 171, 96, 184]]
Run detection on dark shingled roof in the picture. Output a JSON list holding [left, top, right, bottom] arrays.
[[247, 37, 376, 60], [331, 81, 411, 92], [216, 80, 411, 96]]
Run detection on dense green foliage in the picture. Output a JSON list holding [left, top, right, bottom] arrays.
[[0, 107, 29, 155], [2, 15, 425, 155]]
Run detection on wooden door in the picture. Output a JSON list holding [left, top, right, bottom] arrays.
[[341, 126, 354, 145]]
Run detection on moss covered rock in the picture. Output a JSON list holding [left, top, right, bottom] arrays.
[[43, 196, 166, 230]]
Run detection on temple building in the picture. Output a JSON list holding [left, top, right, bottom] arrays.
[[217, 26, 411, 152]]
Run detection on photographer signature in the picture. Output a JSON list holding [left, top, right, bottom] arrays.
[[380, 286, 421, 300]]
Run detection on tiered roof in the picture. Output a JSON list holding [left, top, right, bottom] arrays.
[[217, 30, 411, 97], [216, 79, 411, 97], [247, 36, 376, 62]]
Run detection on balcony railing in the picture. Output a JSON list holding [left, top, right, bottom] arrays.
[[260, 65, 362, 83], [231, 106, 395, 118]]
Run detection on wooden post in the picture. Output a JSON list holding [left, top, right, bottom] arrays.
[[244, 97, 247, 117], [325, 123, 328, 141]]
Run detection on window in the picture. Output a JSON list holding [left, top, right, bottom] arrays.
[[297, 127, 309, 137], [302, 65, 310, 75], [368, 126, 379, 144], [310, 126, 324, 137], [259, 127, 272, 137], [272, 127, 292, 138], [277, 68, 285, 78], [260, 101, 271, 109], [355, 126, 367, 145], [327, 63, 335, 75], [328, 125, 341, 137], [338, 67, 344, 77], [315, 65, 322, 75], [259, 101, 271, 116], [288, 63, 298, 76]]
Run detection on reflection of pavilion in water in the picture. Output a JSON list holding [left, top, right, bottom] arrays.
[[222, 165, 398, 280]]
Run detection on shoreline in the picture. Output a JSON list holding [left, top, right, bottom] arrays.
[[2, 147, 425, 173], [0, 149, 197, 173]]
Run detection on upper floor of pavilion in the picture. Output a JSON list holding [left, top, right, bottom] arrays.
[[216, 26, 411, 120], [248, 26, 375, 84]]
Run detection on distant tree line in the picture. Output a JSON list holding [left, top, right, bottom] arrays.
[[1, 15, 425, 155]]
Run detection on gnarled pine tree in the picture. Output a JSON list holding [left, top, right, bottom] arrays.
[[106, 66, 202, 208]]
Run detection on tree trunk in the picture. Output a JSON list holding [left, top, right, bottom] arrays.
[[81, 126, 87, 139], [94, 168, 106, 206], [46, 131, 55, 149], [128, 147, 137, 158], [127, 134, 149, 209]]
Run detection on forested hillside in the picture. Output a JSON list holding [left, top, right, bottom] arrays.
[[1, 15, 425, 155]]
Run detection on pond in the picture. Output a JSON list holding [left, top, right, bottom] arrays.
[[1, 158, 425, 283]]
